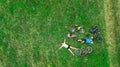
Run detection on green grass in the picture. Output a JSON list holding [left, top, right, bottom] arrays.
[[112, 0, 120, 65], [0, 0, 110, 67]]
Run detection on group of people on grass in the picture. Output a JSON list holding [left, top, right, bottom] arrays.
[[59, 25, 98, 56]]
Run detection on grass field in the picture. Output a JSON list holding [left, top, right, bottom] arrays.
[[0, 0, 119, 67], [112, 0, 120, 66]]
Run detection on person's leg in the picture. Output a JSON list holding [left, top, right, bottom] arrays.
[[82, 39, 86, 43], [71, 34, 77, 38], [70, 46, 77, 50], [68, 49, 74, 56], [81, 41, 85, 43], [78, 39, 82, 42], [78, 39, 85, 43]]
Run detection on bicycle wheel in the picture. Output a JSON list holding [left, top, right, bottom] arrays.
[[74, 49, 82, 56], [97, 35, 104, 42], [70, 27, 76, 33], [86, 46, 92, 53]]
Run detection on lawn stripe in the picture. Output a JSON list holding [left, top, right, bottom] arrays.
[[115, 0, 120, 65], [104, 0, 119, 67]]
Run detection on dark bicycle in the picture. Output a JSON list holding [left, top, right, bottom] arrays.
[[90, 26, 104, 42]]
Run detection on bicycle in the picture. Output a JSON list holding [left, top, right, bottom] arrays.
[[74, 46, 93, 57], [90, 26, 104, 42], [70, 25, 85, 33]]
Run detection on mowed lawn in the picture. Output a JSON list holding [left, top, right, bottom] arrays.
[[0, 0, 109, 67], [112, 0, 120, 65]]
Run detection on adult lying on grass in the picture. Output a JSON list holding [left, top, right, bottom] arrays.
[[78, 37, 93, 44], [67, 33, 77, 38], [59, 39, 77, 56]]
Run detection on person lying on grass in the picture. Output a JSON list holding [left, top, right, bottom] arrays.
[[59, 39, 77, 56], [78, 37, 93, 44], [67, 33, 77, 38], [70, 24, 85, 33]]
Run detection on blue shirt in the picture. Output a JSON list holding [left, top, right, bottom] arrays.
[[86, 38, 92, 44]]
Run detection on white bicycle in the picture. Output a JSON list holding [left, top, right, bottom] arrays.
[[74, 46, 92, 56]]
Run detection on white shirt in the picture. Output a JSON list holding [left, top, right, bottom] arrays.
[[61, 43, 69, 48]]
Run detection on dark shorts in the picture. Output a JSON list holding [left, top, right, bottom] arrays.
[[67, 45, 70, 49], [81, 38, 86, 43]]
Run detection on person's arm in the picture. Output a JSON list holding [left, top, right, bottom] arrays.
[[68, 49, 74, 56], [64, 39, 66, 43], [91, 41, 93, 44]]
